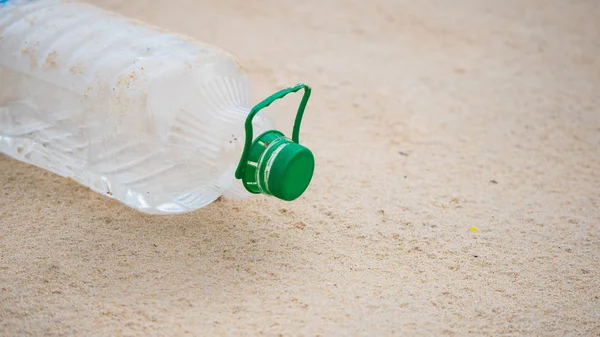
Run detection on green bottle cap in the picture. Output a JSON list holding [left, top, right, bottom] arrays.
[[235, 84, 314, 201], [239, 130, 314, 200]]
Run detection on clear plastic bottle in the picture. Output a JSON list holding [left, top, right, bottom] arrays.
[[0, 0, 315, 214]]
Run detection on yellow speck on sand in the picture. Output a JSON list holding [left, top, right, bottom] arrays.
[[470, 227, 479, 232]]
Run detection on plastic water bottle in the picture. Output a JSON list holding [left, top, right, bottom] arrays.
[[0, 0, 315, 214]]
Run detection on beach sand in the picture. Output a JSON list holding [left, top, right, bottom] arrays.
[[1, 0, 599, 335]]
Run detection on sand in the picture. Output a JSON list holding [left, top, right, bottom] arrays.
[[1, 0, 599, 335]]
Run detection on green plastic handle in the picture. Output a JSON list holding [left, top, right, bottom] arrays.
[[235, 83, 312, 179]]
